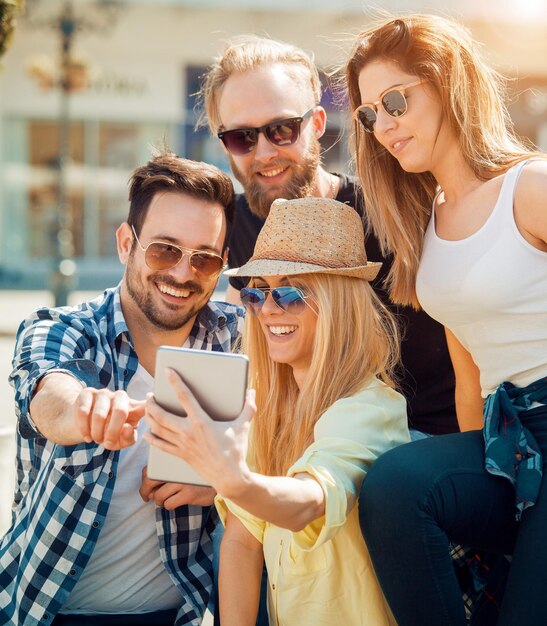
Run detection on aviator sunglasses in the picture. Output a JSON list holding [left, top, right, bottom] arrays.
[[131, 225, 225, 278], [240, 286, 317, 316], [353, 79, 424, 133], [217, 107, 316, 156]]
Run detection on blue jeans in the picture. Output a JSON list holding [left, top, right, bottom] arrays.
[[359, 404, 547, 626]]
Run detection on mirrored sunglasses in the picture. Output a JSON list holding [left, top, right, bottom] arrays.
[[353, 79, 424, 133], [131, 225, 225, 278], [240, 286, 316, 316], [217, 107, 316, 156]]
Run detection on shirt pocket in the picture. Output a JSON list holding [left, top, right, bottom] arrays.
[[23, 462, 109, 558], [52, 445, 113, 487], [286, 539, 327, 577]]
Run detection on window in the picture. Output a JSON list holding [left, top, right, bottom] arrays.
[[2, 118, 174, 264]]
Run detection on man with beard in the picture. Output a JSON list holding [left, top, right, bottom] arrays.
[[200, 35, 458, 438], [200, 35, 343, 307], [1, 151, 242, 626]]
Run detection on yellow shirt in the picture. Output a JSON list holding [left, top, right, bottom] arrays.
[[216, 377, 410, 626]]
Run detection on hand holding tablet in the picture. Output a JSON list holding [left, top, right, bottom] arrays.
[[146, 347, 252, 487]]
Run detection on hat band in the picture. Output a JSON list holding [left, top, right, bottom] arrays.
[[251, 253, 367, 271]]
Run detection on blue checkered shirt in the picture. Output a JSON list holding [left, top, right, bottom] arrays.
[[0, 286, 244, 626]]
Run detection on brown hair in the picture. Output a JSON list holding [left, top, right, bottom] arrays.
[[127, 148, 235, 249], [198, 34, 322, 133], [345, 14, 541, 307]]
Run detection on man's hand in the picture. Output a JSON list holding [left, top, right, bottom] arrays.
[[139, 466, 216, 509], [75, 387, 147, 450], [31, 372, 146, 447]]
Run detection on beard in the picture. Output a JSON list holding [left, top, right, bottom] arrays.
[[125, 255, 210, 331], [229, 138, 322, 219]]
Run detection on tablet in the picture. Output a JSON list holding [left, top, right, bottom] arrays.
[[147, 346, 249, 486]]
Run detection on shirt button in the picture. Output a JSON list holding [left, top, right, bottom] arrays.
[[43, 614, 50, 621], [108, 471, 114, 479], [92, 521, 100, 528], [272, 584, 276, 590], [124, 369, 129, 376], [69, 569, 76, 576]]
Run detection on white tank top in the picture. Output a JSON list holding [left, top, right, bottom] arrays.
[[416, 159, 547, 397]]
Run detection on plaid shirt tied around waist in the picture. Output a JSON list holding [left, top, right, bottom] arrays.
[[483, 376, 547, 520], [0, 285, 243, 626]]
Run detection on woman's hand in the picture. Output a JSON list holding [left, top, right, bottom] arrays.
[[143, 368, 256, 497]]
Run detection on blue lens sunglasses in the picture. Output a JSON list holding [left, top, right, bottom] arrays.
[[240, 286, 317, 316]]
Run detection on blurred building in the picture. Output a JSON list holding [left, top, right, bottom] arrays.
[[0, 0, 546, 290]]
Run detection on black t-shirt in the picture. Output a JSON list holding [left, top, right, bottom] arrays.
[[227, 174, 458, 435]]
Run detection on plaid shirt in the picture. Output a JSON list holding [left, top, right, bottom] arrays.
[[0, 286, 244, 626]]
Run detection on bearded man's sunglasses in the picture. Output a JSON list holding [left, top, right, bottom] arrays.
[[217, 107, 316, 156], [240, 286, 317, 316], [131, 225, 225, 278], [353, 80, 424, 133]]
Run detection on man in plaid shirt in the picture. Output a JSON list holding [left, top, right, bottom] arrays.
[[0, 151, 243, 626]]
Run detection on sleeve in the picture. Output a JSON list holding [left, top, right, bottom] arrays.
[[9, 310, 100, 438], [215, 494, 266, 545], [287, 383, 409, 551]]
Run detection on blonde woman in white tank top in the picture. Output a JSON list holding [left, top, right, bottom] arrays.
[[344, 13, 547, 626]]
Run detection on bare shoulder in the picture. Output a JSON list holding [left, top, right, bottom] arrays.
[[514, 158, 547, 247]]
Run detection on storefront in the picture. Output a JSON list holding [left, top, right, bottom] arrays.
[[0, 1, 545, 291]]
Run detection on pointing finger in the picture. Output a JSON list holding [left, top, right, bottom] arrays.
[[128, 398, 147, 423], [119, 422, 137, 448], [103, 391, 130, 448]]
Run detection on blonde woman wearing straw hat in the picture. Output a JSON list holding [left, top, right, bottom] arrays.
[[144, 197, 409, 626]]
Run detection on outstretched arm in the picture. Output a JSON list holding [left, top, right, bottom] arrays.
[[30, 372, 85, 444], [219, 510, 264, 626], [31, 372, 145, 448], [224, 472, 325, 533], [144, 369, 325, 531], [12, 314, 145, 448]]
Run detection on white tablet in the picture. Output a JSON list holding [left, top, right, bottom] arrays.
[[147, 346, 249, 486]]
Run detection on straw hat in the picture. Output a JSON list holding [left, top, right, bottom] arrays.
[[225, 197, 382, 281]]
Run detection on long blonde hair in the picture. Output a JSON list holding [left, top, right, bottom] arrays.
[[243, 273, 399, 476], [345, 14, 541, 307]]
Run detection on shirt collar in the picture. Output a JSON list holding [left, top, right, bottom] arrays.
[[109, 284, 227, 342], [110, 283, 131, 342], [193, 300, 228, 334]]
